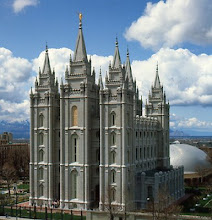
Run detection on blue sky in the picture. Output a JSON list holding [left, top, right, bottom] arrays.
[[0, 0, 212, 135]]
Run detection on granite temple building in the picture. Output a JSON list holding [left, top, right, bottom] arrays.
[[29, 16, 184, 211]]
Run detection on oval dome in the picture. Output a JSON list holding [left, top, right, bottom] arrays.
[[170, 143, 211, 174]]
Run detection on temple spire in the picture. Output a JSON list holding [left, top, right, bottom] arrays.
[[98, 67, 104, 89], [74, 13, 88, 62], [154, 62, 161, 88], [42, 44, 51, 74], [112, 37, 121, 68], [125, 48, 133, 83]]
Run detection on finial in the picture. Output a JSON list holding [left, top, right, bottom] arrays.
[[70, 53, 72, 62], [100, 66, 102, 74], [79, 13, 82, 22], [156, 61, 158, 73], [127, 46, 129, 56], [46, 42, 48, 52], [79, 12, 82, 28], [115, 36, 118, 46]]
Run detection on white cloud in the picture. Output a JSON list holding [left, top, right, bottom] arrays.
[[0, 46, 211, 125], [0, 48, 32, 102], [131, 48, 212, 106], [170, 113, 212, 131], [125, 0, 212, 50], [13, 0, 39, 13], [0, 47, 33, 122]]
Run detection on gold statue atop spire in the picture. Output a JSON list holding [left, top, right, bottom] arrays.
[[79, 13, 82, 22]]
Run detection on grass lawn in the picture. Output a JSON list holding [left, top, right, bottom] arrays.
[[17, 184, 29, 190]]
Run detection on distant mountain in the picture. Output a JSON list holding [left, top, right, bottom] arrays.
[[0, 120, 30, 139], [170, 129, 189, 137]]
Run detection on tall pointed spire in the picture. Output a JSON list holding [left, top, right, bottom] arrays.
[[112, 37, 121, 68], [125, 48, 133, 83], [74, 13, 88, 62], [154, 62, 161, 88], [42, 43, 51, 74], [98, 67, 104, 89]]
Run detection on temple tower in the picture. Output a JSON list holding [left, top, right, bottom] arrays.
[[145, 65, 170, 169], [29, 46, 60, 206], [59, 14, 99, 209], [99, 41, 139, 210]]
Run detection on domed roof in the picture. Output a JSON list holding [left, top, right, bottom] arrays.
[[170, 143, 211, 174]]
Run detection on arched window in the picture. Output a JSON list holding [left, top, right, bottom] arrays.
[[111, 112, 116, 126], [111, 170, 116, 183], [111, 151, 116, 164], [39, 184, 44, 197], [111, 132, 116, 146], [39, 167, 44, 180], [39, 149, 44, 162], [39, 133, 44, 145], [71, 171, 77, 199], [39, 114, 44, 127], [71, 135, 78, 162], [72, 106, 78, 126]]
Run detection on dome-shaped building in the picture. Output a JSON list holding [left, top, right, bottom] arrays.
[[170, 143, 211, 174]]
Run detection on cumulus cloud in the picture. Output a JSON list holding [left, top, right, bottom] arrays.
[[0, 46, 211, 125], [170, 113, 212, 131], [0, 47, 33, 121], [13, 0, 39, 13], [0, 48, 32, 102], [131, 48, 212, 106], [125, 0, 212, 50]]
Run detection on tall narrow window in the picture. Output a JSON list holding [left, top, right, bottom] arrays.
[[111, 112, 116, 126], [39, 167, 44, 180], [71, 135, 78, 162], [39, 184, 44, 197], [39, 133, 44, 145], [71, 171, 77, 199], [111, 170, 116, 183], [111, 132, 116, 146], [39, 114, 44, 127], [111, 151, 116, 164], [72, 106, 78, 126], [127, 113, 130, 126], [39, 150, 44, 162], [111, 188, 116, 202], [74, 137, 77, 161]]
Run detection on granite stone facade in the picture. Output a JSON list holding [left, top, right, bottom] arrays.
[[29, 18, 184, 211]]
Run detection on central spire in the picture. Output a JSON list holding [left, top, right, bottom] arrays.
[[42, 43, 51, 74], [112, 37, 121, 68], [154, 63, 161, 88], [73, 13, 88, 62]]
